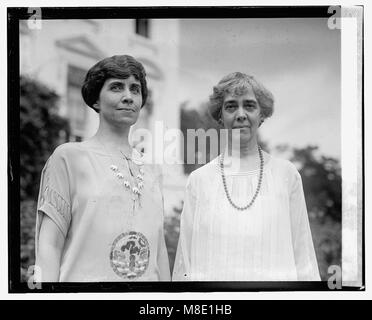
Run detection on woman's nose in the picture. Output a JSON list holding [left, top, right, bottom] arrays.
[[236, 107, 247, 122], [121, 88, 133, 104]]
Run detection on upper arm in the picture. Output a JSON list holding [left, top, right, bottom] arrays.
[[38, 213, 65, 251], [37, 147, 72, 237], [172, 172, 198, 280], [35, 212, 65, 282], [288, 168, 307, 238], [287, 166, 320, 280], [35, 145, 73, 259]]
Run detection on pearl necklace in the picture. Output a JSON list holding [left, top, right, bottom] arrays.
[[219, 146, 264, 211]]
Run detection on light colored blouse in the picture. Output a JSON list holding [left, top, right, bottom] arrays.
[[173, 154, 320, 281], [35, 140, 170, 282]]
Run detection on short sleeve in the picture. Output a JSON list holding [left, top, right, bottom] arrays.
[[172, 172, 197, 281], [35, 147, 72, 255], [289, 170, 321, 281]]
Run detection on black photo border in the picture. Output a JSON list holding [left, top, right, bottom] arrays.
[[8, 5, 365, 293]]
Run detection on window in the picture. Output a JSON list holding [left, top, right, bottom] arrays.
[[66, 65, 87, 141], [135, 19, 150, 38]]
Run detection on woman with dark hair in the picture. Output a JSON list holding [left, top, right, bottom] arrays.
[[35, 55, 170, 282], [173, 72, 320, 281]]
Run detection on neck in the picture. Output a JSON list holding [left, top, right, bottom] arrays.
[[227, 135, 259, 159], [93, 121, 132, 155], [223, 137, 263, 173]]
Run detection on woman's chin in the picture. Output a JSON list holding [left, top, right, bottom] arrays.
[[114, 116, 139, 127], [240, 131, 258, 145], [231, 130, 253, 142]]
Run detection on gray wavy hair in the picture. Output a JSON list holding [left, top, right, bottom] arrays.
[[209, 72, 274, 122]]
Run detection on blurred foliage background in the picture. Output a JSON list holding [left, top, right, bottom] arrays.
[[20, 76, 70, 281], [20, 77, 341, 282]]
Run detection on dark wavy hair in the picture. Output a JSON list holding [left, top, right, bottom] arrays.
[[209, 72, 274, 122], [81, 55, 148, 112]]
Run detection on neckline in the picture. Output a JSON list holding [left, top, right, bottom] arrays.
[[216, 152, 271, 176], [79, 139, 144, 161]]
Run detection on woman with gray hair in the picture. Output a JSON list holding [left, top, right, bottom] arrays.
[[173, 72, 320, 281], [35, 55, 170, 282]]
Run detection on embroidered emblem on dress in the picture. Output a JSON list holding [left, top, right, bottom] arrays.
[[110, 231, 150, 280]]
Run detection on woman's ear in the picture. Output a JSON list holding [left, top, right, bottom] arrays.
[[259, 116, 265, 127], [218, 108, 224, 126], [93, 102, 100, 112]]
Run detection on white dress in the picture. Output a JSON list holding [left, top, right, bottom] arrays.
[[172, 154, 320, 281]]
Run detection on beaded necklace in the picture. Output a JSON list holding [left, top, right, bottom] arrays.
[[109, 151, 145, 203], [98, 139, 145, 205], [219, 145, 264, 211]]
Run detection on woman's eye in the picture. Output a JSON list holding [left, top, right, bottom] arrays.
[[131, 86, 141, 94], [244, 104, 256, 109], [110, 84, 122, 91]]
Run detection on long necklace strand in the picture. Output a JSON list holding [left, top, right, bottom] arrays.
[[220, 146, 264, 211]]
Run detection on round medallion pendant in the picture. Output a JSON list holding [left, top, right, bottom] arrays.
[[110, 231, 150, 280]]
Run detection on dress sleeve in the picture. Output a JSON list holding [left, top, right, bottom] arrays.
[[158, 224, 171, 281], [155, 164, 171, 281], [172, 173, 197, 281], [289, 170, 321, 281], [35, 147, 72, 257]]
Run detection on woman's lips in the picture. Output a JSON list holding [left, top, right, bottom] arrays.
[[117, 107, 135, 112]]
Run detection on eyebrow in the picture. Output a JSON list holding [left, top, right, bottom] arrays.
[[243, 99, 257, 104], [224, 99, 257, 104], [108, 80, 124, 86], [107, 79, 141, 86]]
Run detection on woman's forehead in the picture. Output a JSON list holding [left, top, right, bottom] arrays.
[[225, 84, 255, 98], [105, 76, 141, 85]]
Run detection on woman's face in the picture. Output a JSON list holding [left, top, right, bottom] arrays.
[[96, 76, 142, 128], [221, 86, 263, 144]]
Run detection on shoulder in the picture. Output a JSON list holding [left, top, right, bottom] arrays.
[[185, 158, 219, 192], [47, 142, 91, 171], [51, 142, 84, 158], [269, 154, 300, 175], [268, 155, 303, 190], [188, 157, 219, 181]]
